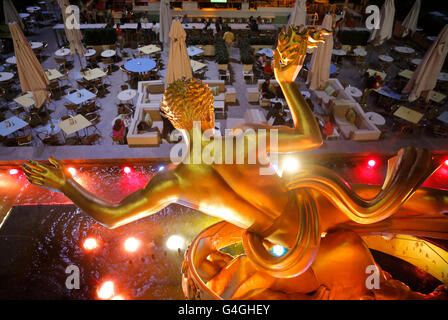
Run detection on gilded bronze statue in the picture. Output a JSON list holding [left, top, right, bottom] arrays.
[[22, 26, 448, 300]]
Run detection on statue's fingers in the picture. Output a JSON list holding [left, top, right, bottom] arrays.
[[25, 160, 46, 172], [22, 164, 44, 177], [26, 178, 43, 186], [48, 156, 62, 169], [27, 174, 44, 182]]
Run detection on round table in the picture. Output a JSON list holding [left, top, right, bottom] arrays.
[[6, 56, 16, 64], [410, 58, 422, 66], [379, 55, 393, 62], [0, 72, 14, 82], [117, 89, 137, 102], [258, 48, 273, 58], [344, 86, 362, 98], [55, 48, 71, 57], [427, 36, 437, 41], [19, 13, 30, 19], [85, 49, 96, 57], [124, 58, 156, 73], [353, 48, 367, 56], [26, 6, 41, 12], [30, 41, 43, 49], [101, 50, 116, 58], [365, 112, 386, 126], [332, 49, 346, 56], [438, 72, 448, 82], [394, 46, 415, 54]]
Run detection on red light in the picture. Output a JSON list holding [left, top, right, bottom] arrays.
[[83, 237, 98, 251], [367, 159, 376, 168], [68, 167, 76, 176], [124, 237, 140, 252], [123, 166, 132, 174], [9, 168, 19, 175], [97, 281, 115, 299]]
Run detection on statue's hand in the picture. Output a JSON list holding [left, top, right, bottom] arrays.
[[274, 25, 330, 82], [22, 157, 67, 193]]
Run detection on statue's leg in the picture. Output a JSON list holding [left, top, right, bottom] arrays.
[[311, 229, 382, 299]]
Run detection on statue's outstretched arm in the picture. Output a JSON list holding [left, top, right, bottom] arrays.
[[22, 158, 180, 228], [263, 26, 330, 152]]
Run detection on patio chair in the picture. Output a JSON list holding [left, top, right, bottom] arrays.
[[48, 81, 63, 99], [37, 132, 61, 146], [17, 134, 32, 146], [54, 57, 67, 70], [111, 135, 125, 145], [64, 103, 79, 115], [80, 133, 101, 145]]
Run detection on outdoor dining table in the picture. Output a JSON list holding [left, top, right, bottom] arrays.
[[365, 112, 386, 126], [55, 48, 71, 57], [438, 72, 448, 82], [58, 114, 92, 136], [376, 86, 402, 100], [0, 72, 14, 82], [353, 48, 367, 56], [65, 89, 96, 105], [258, 48, 273, 58], [81, 68, 106, 81], [14, 92, 35, 108], [35, 118, 62, 135], [187, 46, 204, 57], [394, 46, 415, 54], [344, 86, 362, 98], [85, 48, 96, 57], [393, 106, 423, 124], [30, 42, 43, 50], [45, 69, 63, 81], [410, 58, 422, 66], [427, 36, 437, 41], [436, 111, 448, 125], [124, 58, 156, 73], [0, 116, 28, 137], [101, 50, 116, 58], [191, 60, 206, 72], [379, 55, 393, 62], [117, 89, 137, 103], [6, 56, 16, 64], [138, 45, 161, 55], [19, 13, 30, 19], [428, 90, 446, 103], [398, 69, 414, 79], [332, 49, 346, 56], [26, 6, 41, 12]]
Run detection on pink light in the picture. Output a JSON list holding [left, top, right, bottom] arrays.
[[9, 168, 19, 175], [123, 166, 132, 174], [367, 159, 376, 168], [68, 167, 76, 176]]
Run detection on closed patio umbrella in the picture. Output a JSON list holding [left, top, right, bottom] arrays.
[[402, 25, 448, 102], [8, 22, 49, 108], [3, 0, 24, 30], [165, 20, 192, 84], [57, 0, 85, 58], [368, 0, 395, 45], [287, 0, 307, 28], [307, 14, 333, 90], [159, 0, 172, 51], [401, 0, 421, 38]]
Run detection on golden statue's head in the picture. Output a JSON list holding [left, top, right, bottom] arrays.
[[161, 78, 215, 131]]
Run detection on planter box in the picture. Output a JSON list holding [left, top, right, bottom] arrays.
[[127, 106, 162, 147]]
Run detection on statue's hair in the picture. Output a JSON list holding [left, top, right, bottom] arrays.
[[161, 78, 214, 130]]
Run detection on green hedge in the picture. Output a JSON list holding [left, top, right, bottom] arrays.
[[186, 34, 215, 46], [238, 37, 255, 64], [249, 35, 275, 46], [83, 28, 117, 46], [215, 38, 229, 64], [339, 30, 370, 46]]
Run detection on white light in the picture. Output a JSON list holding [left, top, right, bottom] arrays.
[[97, 281, 114, 299], [272, 245, 287, 257], [124, 237, 141, 252], [158, 166, 165, 171], [166, 235, 185, 251], [282, 157, 300, 173], [67, 167, 76, 176]]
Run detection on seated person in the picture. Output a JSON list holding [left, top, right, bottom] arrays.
[[266, 102, 282, 122], [137, 121, 152, 134], [264, 61, 274, 78], [261, 79, 275, 99], [274, 83, 285, 100], [321, 115, 335, 138], [112, 119, 127, 144], [258, 53, 267, 66]]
